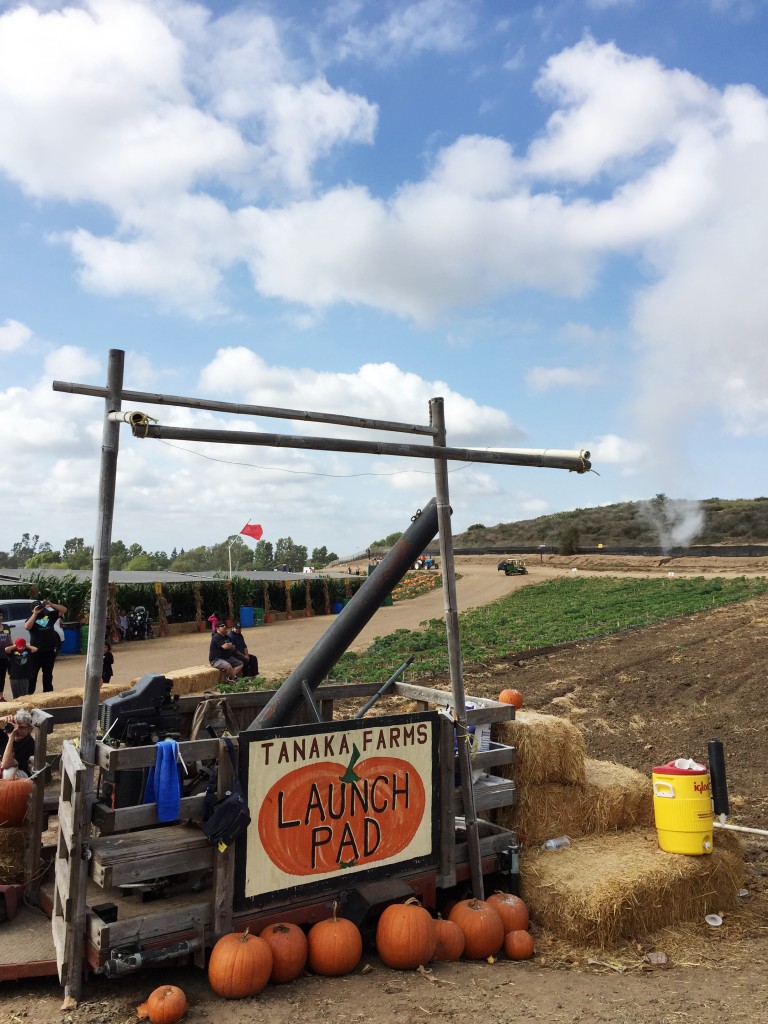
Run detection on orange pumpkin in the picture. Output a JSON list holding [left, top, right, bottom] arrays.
[[375, 898, 436, 970], [137, 985, 188, 1024], [486, 892, 529, 933], [448, 899, 505, 959], [208, 928, 273, 998], [432, 916, 465, 962], [504, 929, 535, 960], [0, 777, 33, 828], [258, 756, 426, 876], [307, 901, 362, 976], [259, 922, 308, 983], [499, 689, 523, 709]]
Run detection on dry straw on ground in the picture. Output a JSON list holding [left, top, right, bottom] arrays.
[[493, 710, 587, 786], [0, 828, 25, 885], [521, 827, 744, 948]]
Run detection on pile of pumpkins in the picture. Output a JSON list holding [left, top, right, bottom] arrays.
[[209, 893, 533, 1001], [137, 893, 533, 1018]]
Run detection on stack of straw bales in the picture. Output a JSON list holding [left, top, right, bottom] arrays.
[[490, 710, 744, 945], [3, 666, 223, 717], [520, 827, 744, 947], [493, 712, 654, 843]]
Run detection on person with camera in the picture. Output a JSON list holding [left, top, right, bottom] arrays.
[[0, 708, 35, 778], [4, 637, 38, 699], [24, 597, 67, 694]]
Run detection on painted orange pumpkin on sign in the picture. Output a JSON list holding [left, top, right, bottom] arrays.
[[258, 747, 426, 875]]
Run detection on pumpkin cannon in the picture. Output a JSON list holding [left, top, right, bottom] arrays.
[[34, 351, 590, 998]]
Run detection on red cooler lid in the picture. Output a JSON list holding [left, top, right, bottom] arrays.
[[653, 758, 707, 776]]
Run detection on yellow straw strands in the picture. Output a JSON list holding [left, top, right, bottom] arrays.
[[493, 710, 587, 786], [520, 828, 744, 948]]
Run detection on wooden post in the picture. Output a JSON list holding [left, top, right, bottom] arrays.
[[430, 397, 484, 900], [64, 349, 124, 1003]]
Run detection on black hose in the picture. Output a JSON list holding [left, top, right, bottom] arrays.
[[708, 738, 729, 817]]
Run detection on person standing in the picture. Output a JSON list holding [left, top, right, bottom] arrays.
[[24, 597, 67, 694], [0, 610, 11, 701], [4, 638, 38, 699], [102, 642, 114, 686]]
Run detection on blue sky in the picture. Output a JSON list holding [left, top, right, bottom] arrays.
[[1, 0, 767, 559]]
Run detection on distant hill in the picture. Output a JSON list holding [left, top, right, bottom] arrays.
[[453, 497, 768, 551]]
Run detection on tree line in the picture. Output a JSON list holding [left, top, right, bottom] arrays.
[[0, 533, 339, 573]]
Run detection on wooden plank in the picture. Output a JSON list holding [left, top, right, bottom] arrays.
[[437, 714, 457, 888], [212, 738, 235, 938], [25, 715, 50, 885], [454, 778, 516, 814], [455, 742, 516, 772], [93, 846, 213, 888], [57, 798, 75, 844], [94, 902, 212, 949], [98, 737, 221, 771], [61, 741, 85, 791], [92, 794, 205, 833]]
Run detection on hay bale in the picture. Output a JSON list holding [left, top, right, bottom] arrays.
[[0, 828, 25, 885], [521, 827, 744, 947], [495, 758, 653, 844], [493, 711, 586, 786], [155, 666, 221, 696], [581, 758, 653, 835]]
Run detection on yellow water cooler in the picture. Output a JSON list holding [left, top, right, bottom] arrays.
[[652, 758, 713, 855]]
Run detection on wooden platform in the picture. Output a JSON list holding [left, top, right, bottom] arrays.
[[0, 903, 57, 981]]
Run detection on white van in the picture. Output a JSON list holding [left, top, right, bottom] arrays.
[[0, 599, 66, 647]]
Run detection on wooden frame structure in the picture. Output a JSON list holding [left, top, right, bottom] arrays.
[[46, 349, 590, 998]]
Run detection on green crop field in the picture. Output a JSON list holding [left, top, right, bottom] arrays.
[[326, 575, 768, 683]]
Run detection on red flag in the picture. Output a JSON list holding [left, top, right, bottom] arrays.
[[240, 523, 264, 541]]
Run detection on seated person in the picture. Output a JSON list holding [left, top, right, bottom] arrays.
[[0, 708, 35, 778], [208, 622, 242, 682], [227, 623, 259, 678]]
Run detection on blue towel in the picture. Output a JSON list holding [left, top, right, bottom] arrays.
[[143, 739, 182, 822]]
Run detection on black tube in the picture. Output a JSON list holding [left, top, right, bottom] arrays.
[[708, 738, 729, 817], [248, 500, 440, 730], [354, 656, 415, 719]]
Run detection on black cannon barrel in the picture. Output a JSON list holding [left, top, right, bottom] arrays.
[[248, 498, 440, 730]]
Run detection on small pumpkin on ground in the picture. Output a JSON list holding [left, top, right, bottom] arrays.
[[375, 897, 437, 970], [448, 899, 505, 959], [307, 901, 362, 976], [432, 915, 465, 962], [504, 929, 535, 960], [486, 892, 529, 933], [137, 985, 188, 1024], [208, 928, 273, 998], [259, 921, 308, 983]]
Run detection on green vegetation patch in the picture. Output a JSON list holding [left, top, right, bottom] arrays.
[[326, 575, 768, 682]]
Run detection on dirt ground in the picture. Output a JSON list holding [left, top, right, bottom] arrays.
[[3, 555, 768, 1023]]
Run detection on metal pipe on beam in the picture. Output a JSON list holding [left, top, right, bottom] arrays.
[[247, 500, 440, 731], [121, 420, 591, 473]]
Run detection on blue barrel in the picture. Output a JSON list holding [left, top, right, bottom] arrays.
[[239, 606, 255, 628], [61, 623, 81, 656]]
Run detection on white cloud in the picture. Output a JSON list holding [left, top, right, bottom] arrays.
[[525, 366, 598, 393], [199, 348, 522, 446], [589, 434, 648, 470], [0, 318, 32, 354], [335, 0, 476, 64]]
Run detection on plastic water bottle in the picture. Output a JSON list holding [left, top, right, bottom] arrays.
[[540, 835, 571, 851]]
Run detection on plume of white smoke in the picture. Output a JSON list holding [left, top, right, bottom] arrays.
[[637, 496, 705, 552]]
